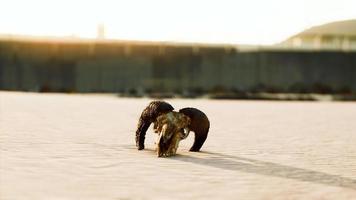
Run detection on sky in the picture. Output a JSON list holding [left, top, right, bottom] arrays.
[[0, 0, 355, 45]]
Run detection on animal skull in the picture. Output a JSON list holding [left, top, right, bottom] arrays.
[[154, 112, 190, 157]]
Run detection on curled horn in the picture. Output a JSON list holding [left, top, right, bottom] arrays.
[[135, 101, 174, 150], [179, 107, 210, 152]]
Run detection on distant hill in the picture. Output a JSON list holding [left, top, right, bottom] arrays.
[[296, 19, 356, 37], [280, 19, 356, 50]]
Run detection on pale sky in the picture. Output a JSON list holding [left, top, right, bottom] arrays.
[[0, 0, 355, 45]]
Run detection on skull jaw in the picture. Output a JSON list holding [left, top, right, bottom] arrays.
[[157, 132, 181, 157]]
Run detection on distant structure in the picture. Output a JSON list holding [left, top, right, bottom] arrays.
[[97, 24, 106, 40], [280, 20, 356, 50]]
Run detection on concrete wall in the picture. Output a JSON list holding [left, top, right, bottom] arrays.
[[0, 40, 355, 94]]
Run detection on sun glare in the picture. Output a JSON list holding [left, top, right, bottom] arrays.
[[0, 0, 355, 44]]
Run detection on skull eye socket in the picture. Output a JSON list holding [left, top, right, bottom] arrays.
[[160, 124, 174, 141]]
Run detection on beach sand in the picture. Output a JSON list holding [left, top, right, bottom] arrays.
[[1, 92, 355, 199]]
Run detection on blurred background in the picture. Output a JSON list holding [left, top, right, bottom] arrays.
[[0, 0, 355, 100]]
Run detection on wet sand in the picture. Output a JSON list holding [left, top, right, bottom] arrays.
[[0, 92, 355, 200]]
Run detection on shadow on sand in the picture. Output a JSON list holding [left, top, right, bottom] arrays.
[[170, 151, 356, 190]]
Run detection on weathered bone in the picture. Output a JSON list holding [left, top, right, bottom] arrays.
[[154, 112, 190, 157]]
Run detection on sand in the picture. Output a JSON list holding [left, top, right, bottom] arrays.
[[0, 91, 355, 200]]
